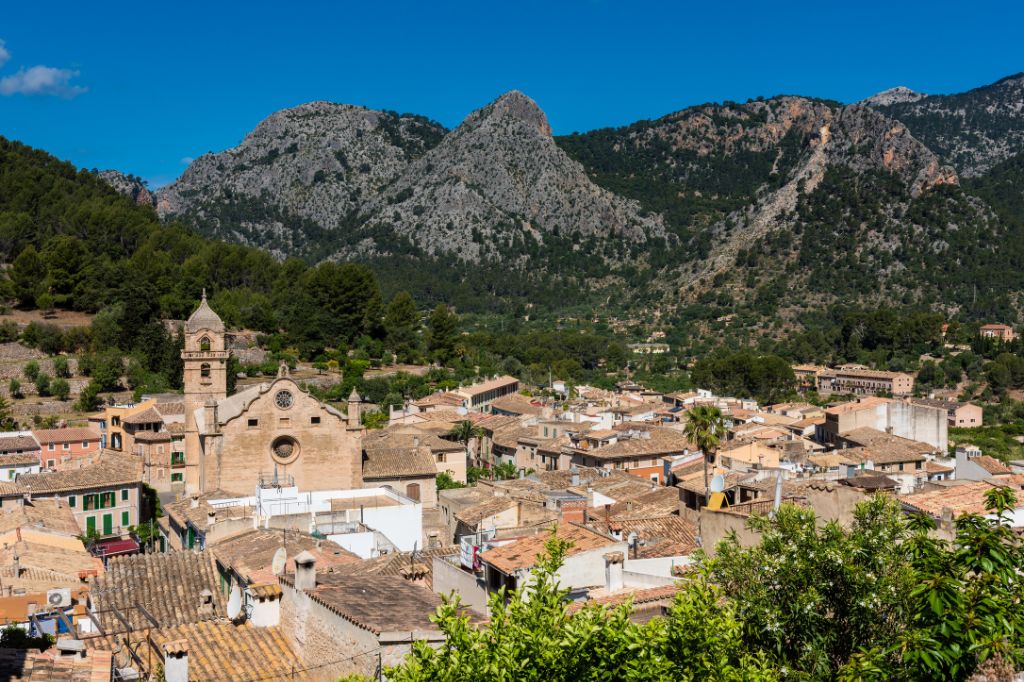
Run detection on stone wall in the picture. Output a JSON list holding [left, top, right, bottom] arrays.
[[280, 580, 380, 680]]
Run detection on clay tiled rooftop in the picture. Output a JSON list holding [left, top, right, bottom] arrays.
[[32, 428, 99, 444], [588, 515, 697, 559], [455, 497, 519, 526], [164, 490, 251, 529], [363, 428, 465, 453], [0, 435, 39, 453], [412, 392, 466, 408], [361, 446, 437, 479], [456, 375, 519, 398], [121, 406, 164, 425], [839, 428, 935, 462], [291, 573, 471, 634], [0, 452, 40, 467], [825, 397, 891, 415], [0, 647, 113, 681], [0, 499, 82, 537], [86, 620, 310, 681], [328, 545, 459, 589], [899, 480, 1018, 518], [92, 551, 224, 629], [211, 529, 360, 583], [970, 455, 1013, 476], [570, 583, 681, 613], [18, 452, 141, 494], [481, 524, 617, 574], [577, 428, 693, 460]]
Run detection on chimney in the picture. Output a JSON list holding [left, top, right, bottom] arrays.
[[198, 589, 214, 618], [205, 399, 219, 434], [190, 495, 200, 509], [162, 640, 189, 682], [207, 510, 217, 527], [940, 506, 954, 531], [13, 554, 20, 578], [246, 584, 281, 627], [400, 563, 430, 585], [603, 551, 624, 592], [294, 550, 317, 590], [56, 639, 86, 659], [347, 389, 362, 430]]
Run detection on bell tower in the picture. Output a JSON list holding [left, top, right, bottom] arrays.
[[182, 289, 228, 492]]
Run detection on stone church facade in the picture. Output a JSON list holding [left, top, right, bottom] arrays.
[[182, 293, 363, 494]]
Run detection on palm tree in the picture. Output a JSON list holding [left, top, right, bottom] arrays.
[[448, 419, 485, 465], [683, 405, 727, 506]]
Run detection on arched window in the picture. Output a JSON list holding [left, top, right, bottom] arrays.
[[200, 363, 211, 378], [405, 483, 421, 502], [199, 337, 211, 352]]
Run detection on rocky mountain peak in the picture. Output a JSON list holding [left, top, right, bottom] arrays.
[[465, 90, 552, 137], [860, 86, 927, 106], [96, 170, 156, 207]]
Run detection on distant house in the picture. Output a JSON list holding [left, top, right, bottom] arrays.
[[955, 446, 1012, 481], [32, 427, 100, 470], [980, 323, 1016, 342], [911, 398, 983, 429], [816, 367, 914, 397], [0, 432, 41, 479], [455, 375, 521, 412]]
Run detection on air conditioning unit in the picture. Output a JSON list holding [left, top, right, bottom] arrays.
[[47, 588, 71, 608]]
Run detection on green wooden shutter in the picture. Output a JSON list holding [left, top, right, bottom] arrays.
[[86, 516, 95, 534], [121, 511, 129, 527], [102, 514, 112, 535]]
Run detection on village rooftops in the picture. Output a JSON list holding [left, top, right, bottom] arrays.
[[164, 490, 251, 530], [211, 529, 360, 583], [967, 455, 1012, 476], [361, 446, 437, 480], [91, 550, 225, 630], [825, 397, 891, 415], [837, 428, 935, 462], [16, 452, 141, 494], [0, 647, 114, 682], [0, 499, 82, 537], [574, 428, 693, 460], [0, 434, 38, 453], [480, 523, 617, 575], [32, 427, 99, 444], [0, 452, 40, 467], [587, 515, 698, 559], [85, 619, 310, 682], [363, 428, 465, 453], [327, 545, 459, 589], [283, 572, 475, 636], [455, 375, 520, 398], [121, 406, 165, 425], [899, 479, 1024, 518]]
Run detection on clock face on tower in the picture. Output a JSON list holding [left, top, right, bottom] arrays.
[[274, 390, 294, 409]]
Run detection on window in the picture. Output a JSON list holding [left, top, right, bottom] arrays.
[[310, 417, 321, 425], [436, 453, 445, 463], [112, 416, 120, 427], [916, 461, 923, 470], [121, 489, 129, 501], [200, 363, 211, 378], [6, 470, 13, 480], [46, 460, 54, 468], [82, 441, 89, 448], [171, 473, 183, 483], [247, 418, 259, 428], [898, 463, 904, 471], [121, 511, 130, 527], [62, 443, 70, 450], [83, 494, 97, 511], [200, 337, 211, 351], [68, 495, 76, 508], [47, 444, 55, 451], [405, 483, 421, 501]]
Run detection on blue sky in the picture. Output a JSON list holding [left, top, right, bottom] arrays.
[[2, 0, 1021, 187]]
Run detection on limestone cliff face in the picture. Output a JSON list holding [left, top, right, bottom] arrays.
[[870, 73, 1024, 177], [156, 102, 446, 256], [96, 170, 155, 207], [359, 91, 664, 261]]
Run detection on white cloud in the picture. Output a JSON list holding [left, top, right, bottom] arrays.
[[0, 41, 10, 69], [180, 156, 194, 165], [0, 65, 87, 98]]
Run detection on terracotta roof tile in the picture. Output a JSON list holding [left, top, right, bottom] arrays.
[[481, 524, 617, 574], [92, 550, 225, 629], [18, 453, 141, 494], [32, 428, 100, 444], [211, 529, 360, 582], [361, 446, 437, 479]]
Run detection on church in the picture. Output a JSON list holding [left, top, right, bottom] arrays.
[[181, 293, 364, 495]]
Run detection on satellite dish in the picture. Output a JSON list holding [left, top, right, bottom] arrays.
[[226, 585, 242, 620], [709, 474, 726, 494], [271, 547, 287, 577]]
